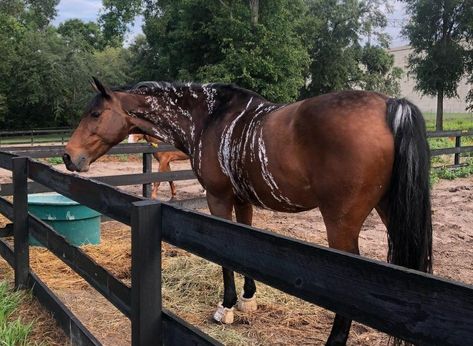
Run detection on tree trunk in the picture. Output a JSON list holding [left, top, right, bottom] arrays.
[[436, 88, 444, 131], [249, 0, 259, 25]]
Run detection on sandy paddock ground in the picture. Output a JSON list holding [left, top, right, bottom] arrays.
[[0, 157, 472, 345]]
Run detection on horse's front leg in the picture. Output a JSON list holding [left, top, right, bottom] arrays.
[[234, 201, 257, 313], [206, 191, 237, 324]]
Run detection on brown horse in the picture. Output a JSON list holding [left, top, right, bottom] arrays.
[[63, 78, 432, 345], [128, 133, 189, 199]]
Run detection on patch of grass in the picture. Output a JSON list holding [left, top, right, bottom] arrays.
[[116, 154, 129, 162], [0, 281, 34, 346], [430, 158, 473, 185], [45, 157, 63, 165], [423, 112, 473, 131]]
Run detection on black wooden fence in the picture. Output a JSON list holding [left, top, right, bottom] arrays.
[[0, 128, 72, 146], [0, 137, 472, 345], [427, 130, 473, 167], [0, 143, 206, 209]]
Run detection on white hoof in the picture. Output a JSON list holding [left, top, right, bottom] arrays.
[[237, 293, 257, 312], [213, 302, 234, 324]]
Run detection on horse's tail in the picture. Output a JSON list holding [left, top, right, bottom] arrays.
[[385, 98, 432, 274]]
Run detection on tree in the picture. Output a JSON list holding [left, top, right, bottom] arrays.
[[24, 0, 59, 29], [402, 0, 473, 131], [360, 45, 403, 96], [99, 0, 142, 46], [302, 0, 400, 97], [142, 0, 309, 102], [0, 0, 137, 129], [58, 19, 106, 51]]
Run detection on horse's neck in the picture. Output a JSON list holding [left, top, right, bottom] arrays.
[[127, 86, 205, 155], [127, 83, 265, 156]]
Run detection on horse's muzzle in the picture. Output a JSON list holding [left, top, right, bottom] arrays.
[[62, 152, 89, 172]]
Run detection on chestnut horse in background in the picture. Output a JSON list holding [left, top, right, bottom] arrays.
[[128, 133, 189, 199], [63, 78, 432, 345]]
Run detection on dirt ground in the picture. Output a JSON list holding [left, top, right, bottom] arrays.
[[0, 157, 472, 345]]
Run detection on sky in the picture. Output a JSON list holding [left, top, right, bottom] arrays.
[[52, 0, 409, 48], [52, 0, 144, 45]]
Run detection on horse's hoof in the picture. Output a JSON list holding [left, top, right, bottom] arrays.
[[237, 293, 257, 312], [213, 302, 234, 324]]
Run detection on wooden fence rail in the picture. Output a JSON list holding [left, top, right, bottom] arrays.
[[427, 130, 473, 167], [0, 128, 72, 146]]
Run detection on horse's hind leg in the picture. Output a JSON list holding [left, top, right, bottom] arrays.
[[234, 201, 258, 312], [320, 207, 366, 346]]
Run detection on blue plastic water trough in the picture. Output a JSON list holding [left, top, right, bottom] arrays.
[[28, 193, 101, 246]]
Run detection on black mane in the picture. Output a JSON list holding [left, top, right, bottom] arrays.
[[114, 80, 267, 102]]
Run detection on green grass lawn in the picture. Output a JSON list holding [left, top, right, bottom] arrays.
[[423, 112, 473, 131], [425, 112, 473, 183], [0, 134, 70, 146], [0, 281, 36, 346]]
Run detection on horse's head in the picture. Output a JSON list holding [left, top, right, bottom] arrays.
[[63, 78, 135, 172]]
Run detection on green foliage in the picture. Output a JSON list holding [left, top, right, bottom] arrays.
[[0, 282, 34, 346], [360, 46, 403, 96], [99, 0, 142, 46], [0, 1, 135, 129], [402, 0, 473, 130], [58, 19, 105, 51], [431, 159, 473, 183], [142, 0, 309, 102], [46, 157, 63, 165], [423, 112, 473, 131], [93, 47, 133, 86], [302, 0, 401, 97]]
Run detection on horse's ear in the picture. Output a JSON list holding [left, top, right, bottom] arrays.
[[91, 76, 112, 99]]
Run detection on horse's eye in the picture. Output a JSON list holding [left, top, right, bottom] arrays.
[[91, 111, 101, 118]]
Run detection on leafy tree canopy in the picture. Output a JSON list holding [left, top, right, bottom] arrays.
[[402, 0, 473, 130], [141, 0, 310, 103], [302, 0, 400, 97]]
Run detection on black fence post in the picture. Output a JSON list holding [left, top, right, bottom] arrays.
[[142, 153, 153, 198], [12, 157, 29, 289], [131, 200, 162, 346], [454, 135, 461, 166]]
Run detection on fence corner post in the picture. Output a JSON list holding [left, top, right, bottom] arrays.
[[12, 157, 29, 290], [142, 153, 153, 198], [131, 200, 162, 346]]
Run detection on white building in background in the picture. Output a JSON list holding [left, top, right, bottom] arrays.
[[389, 45, 471, 113]]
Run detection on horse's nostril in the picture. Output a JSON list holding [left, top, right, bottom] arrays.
[[62, 153, 71, 165]]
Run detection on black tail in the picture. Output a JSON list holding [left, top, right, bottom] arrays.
[[385, 98, 432, 274]]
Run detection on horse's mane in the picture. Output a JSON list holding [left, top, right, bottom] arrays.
[[116, 81, 266, 102]]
